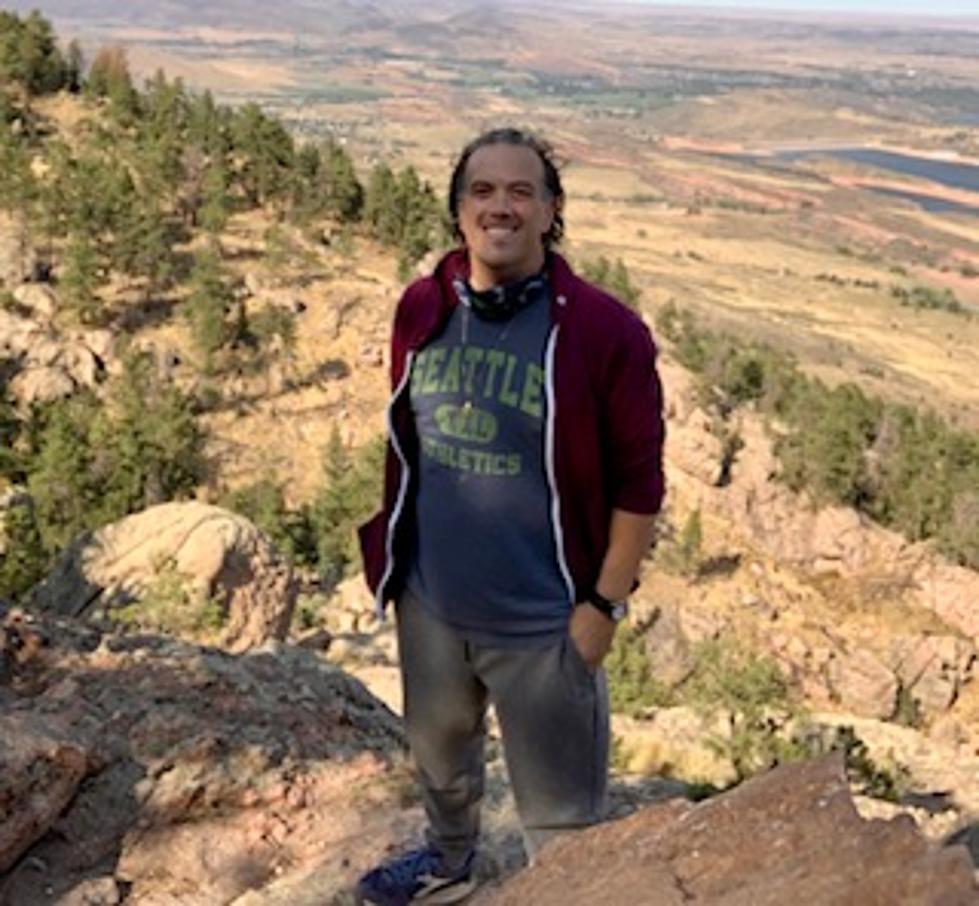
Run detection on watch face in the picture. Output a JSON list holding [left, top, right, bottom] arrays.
[[611, 602, 629, 622]]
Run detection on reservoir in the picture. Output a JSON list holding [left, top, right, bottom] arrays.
[[868, 186, 979, 216], [772, 147, 979, 194], [721, 146, 979, 216]]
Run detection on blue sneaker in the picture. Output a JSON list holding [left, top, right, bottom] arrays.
[[355, 844, 476, 905]]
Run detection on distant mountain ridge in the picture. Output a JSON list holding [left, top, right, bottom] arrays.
[[0, 0, 397, 34]]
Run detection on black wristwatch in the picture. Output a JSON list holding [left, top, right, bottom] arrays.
[[586, 590, 629, 623]]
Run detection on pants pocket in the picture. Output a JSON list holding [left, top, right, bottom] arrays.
[[562, 634, 597, 699]]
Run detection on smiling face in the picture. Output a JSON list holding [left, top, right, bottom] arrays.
[[456, 143, 557, 290]]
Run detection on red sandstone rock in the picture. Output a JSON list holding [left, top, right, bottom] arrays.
[[474, 754, 978, 906]]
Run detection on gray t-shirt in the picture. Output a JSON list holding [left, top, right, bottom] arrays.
[[405, 289, 571, 646]]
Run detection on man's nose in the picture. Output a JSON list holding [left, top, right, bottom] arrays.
[[487, 188, 513, 213]]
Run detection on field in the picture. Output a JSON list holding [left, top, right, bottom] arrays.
[[13, 0, 979, 428]]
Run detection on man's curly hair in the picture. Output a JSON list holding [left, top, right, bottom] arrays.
[[448, 128, 565, 248]]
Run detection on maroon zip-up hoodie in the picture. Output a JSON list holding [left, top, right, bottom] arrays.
[[358, 249, 665, 614]]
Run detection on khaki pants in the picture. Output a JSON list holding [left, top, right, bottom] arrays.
[[396, 589, 609, 869]]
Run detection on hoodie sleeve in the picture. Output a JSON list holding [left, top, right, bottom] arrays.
[[601, 317, 666, 514]]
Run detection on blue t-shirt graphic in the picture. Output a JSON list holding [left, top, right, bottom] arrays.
[[405, 286, 570, 646]]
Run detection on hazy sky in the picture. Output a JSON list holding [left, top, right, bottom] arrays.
[[627, 0, 977, 15]]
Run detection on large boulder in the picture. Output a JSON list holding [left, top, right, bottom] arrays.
[[826, 648, 899, 720], [892, 634, 976, 717], [913, 561, 979, 645], [9, 364, 75, 405], [474, 754, 978, 905], [0, 308, 105, 406], [30, 502, 298, 652], [12, 282, 58, 319]]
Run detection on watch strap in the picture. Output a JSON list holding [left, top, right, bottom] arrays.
[[586, 589, 628, 622]]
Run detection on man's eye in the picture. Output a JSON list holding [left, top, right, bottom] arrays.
[[511, 186, 533, 199], [470, 185, 493, 197]]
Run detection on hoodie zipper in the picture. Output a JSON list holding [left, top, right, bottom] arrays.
[[544, 324, 575, 603], [375, 350, 416, 619]]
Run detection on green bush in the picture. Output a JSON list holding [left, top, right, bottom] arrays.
[[0, 11, 71, 97], [656, 508, 704, 578], [684, 637, 814, 783], [580, 255, 641, 309], [309, 430, 385, 590], [0, 381, 21, 483], [221, 478, 316, 567], [889, 283, 967, 316], [827, 726, 910, 803], [606, 625, 675, 716], [0, 496, 46, 601], [114, 560, 226, 636]]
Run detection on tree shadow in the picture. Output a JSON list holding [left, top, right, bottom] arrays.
[[222, 245, 265, 264], [900, 790, 957, 816], [300, 358, 351, 386], [201, 357, 351, 415], [695, 553, 742, 580], [114, 294, 181, 333]]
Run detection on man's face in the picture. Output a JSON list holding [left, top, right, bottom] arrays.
[[457, 143, 556, 290]]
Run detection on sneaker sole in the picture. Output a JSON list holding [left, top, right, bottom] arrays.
[[416, 878, 477, 904], [355, 878, 476, 906]]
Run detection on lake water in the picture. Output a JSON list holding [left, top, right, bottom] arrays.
[[724, 146, 979, 217], [772, 147, 979, 194], [868, 186, 979, 216]]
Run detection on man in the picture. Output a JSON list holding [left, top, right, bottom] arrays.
[[356, 128, 665, 905]]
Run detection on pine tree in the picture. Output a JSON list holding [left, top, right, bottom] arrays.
[[199, 158, 231, 237], [187, 90, 230, 157], [86, 46, 138, 120], [90, 352, 205, 519], [26, 396, 95, 552], [0, 11, 67, 97], [397, 166, 438, 262], [309, 430, 385, 590], [186, 245, 234, 369], [60, 231, 102, 324], [18, 11, 67, 96], [0, 383, 21, 482], [0, 498, 46, 601], [364, 162, 397, 241], [232, 102, 295, 208], [323, 141, 363, 222], [0, 121, 35, 221], [65, 40, 83, 92], [113, 197, 175, 292], [136, 71, 188, 198]]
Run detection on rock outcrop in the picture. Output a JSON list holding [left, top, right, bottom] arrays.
[[0, 216, 36, 287], [0, 308, 106, 407], [0, 607, 410, 905], [0, 713, 89, 874], [30, 502, 298, 652], [475, 754, 978, 905], [664, 365, 979, 650]]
